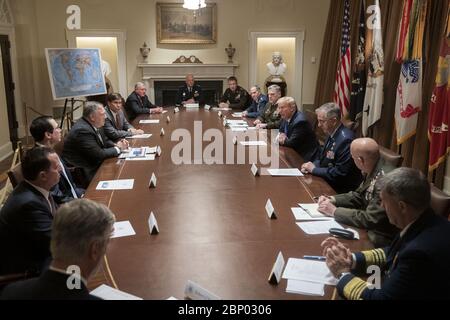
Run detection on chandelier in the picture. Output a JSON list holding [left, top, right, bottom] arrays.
[[183, 0, 206, 10]]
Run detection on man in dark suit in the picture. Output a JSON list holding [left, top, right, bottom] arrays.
[[125, 82, 163, 121], [30, 116, 84, 204], [317, 138, 398, 247], [1, 199, 116, 300], [276, 96, 319, 162], [0, 147, 60, 276], [175, 74, 204, 106], [321, 168, 450, 300], [301, 102, 362, 193], [62, 101, 129, 183], [104, 93, 144, 142]]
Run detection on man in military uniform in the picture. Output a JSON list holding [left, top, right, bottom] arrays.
[[219, 76, 251, 110], [253, 84, 282, 130], [317, 138, 398, 247], [321, 168, 450, 300], [243, 85, 268, 118], [301, 102, 362, 193], [175, 74, 204, 106]]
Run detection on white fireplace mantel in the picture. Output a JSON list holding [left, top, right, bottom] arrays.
[[137, 63, 239, 101]]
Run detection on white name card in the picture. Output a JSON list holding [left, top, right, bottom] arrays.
[[149, 172, 157, 188], [148, 212, 159, 235], [268, 251, 286, 285], [251, 163, 260, 177], [204, 105, 211, 111], [166, 116, 171, 123], [185, 103, 199, 108], [174, 107, 180, 113], [184, 280, 221, 300], [218, 111, 222, 118], [156, 146, 162, 157], [160, 128, 165, 136], [232, 136, 237, 145], [265, 199, 277, 219]]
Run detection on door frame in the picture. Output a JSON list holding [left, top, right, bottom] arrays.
[[66, 29, 127, 98], [249, 30, 305, 108], [0, 25, 23, 161]]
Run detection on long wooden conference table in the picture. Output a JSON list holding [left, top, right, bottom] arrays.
[[85, 107, 373, 300]]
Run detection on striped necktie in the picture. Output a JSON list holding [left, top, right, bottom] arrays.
[[48, 194, 57, 216]]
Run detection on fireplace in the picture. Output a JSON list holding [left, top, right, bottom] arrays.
[[154, 80, 223, 106], [137, 63, 239, 106]]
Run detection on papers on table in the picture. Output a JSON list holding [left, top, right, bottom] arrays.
[[119, 147, 146, 159], [126, 133, 152, 139], [91, 284, 143, 300], [184, 280, 222, 300], [162, 110, 168, 114], [121, 147, 157, 161], [298, 203, 327, 218], [125, 154, 156, 161], [139, 119, 160, 124], [232, 112, 243, 117], [291, 208, 333, 221], [231, 127, 248, 132], [267, 168, 304, 177], [282, 258, 338, 286], [111, 221, 136, 239], [96, 179, 134, 190], [145, 146, 158, 153], [240, 141, 267, 146], [185, 103, 200, 108], [296, 220, 343, 235], [226, 119, 247, 126], [286, 279, 325, 296], [213, 107, 232, 111]]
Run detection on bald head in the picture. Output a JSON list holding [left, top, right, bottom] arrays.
[[350, 138, 380, 174]]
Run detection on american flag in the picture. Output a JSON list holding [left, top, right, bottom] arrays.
[[334, 0, 351, 118]]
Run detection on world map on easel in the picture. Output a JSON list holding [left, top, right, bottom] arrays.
[[45, 48, 106, 100]]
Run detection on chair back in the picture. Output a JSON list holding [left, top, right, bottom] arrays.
[[7, 163, 23, 188], [379, 146, 404, 168], [430, 185, 450, 219]]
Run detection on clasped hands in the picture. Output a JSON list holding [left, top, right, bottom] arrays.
[[321, 237, 353, 278], [116, 139, 129, 151]]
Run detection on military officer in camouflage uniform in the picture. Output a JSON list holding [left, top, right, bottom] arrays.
[[219, 76, 251, 110], [175, 74, 204, 106], [253, 84, 282, 130], [317, 138, 399, 247]]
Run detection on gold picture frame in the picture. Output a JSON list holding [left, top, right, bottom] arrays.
[[156, 2, 217, 44]]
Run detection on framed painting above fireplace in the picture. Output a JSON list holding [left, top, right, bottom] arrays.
[[156, 3, 217, 44]]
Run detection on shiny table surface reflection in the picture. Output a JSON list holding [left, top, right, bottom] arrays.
[[85, 108, 372, 300]]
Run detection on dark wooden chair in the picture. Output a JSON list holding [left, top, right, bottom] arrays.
[[379, 146, 404, 168], [7, 162, 23, 189], [430, 185, 450, 219]]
